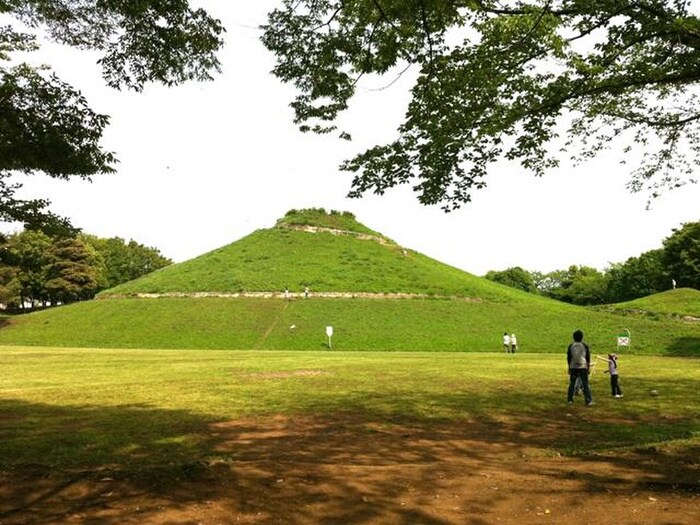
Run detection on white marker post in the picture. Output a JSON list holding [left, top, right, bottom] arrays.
[[616, 328, 631, 352], [326, 326, 333, 349]]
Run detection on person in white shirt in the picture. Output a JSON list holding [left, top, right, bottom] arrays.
[[503, 332, 510, 353]]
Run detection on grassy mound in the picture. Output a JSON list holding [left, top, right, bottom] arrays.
[[608, 288, 700, 318], [0, 210, 698, 356], [98, 213, 521, 300]]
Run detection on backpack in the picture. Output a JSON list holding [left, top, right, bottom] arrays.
[[569, 342, 588, 369]]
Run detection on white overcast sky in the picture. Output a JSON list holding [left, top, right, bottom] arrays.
[[9, 1, 700, 275]]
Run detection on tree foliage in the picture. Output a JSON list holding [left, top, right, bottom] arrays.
[[545, 265, 608, 305], [80, 234, 172, 289], [661, 220, 700, 289], [484, 220, 698, 304], [262, 0, 700, 209], [44, 236, 99, 303], [2, 229, 52, 306], [484, 266, 536, 293], [1, 0, 224, 231], [0, 229, 171, 308], [606, 249, 666, 302]]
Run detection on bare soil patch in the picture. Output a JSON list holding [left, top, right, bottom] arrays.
[[1, 414, 697, 524]]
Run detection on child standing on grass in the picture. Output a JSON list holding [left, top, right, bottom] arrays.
[[599, 353, 623, 397]]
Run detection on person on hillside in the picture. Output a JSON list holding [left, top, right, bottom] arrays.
[[503, 332, 511, 353], [510, 333, 518, 353], [567, 329, 594, 406], [598, 353, 623, 398]]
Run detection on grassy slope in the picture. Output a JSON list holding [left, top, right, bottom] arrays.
[[99, 227, 523, 300], [608, 288, 700, 318], [0, 296, 697, 355]]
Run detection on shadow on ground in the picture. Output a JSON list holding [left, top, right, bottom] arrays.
[[665, 336, 700, 357], [0, 387, 698, 524]]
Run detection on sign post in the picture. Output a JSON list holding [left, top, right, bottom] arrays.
[[326, 326, 333, 349], [616, 328, 631, 352]]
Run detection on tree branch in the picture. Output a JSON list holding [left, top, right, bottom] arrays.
[[419, 0, 436, 77], [371, 0, 400, 32], [311, 2, 345, 32], [612, 110, 700, 128]]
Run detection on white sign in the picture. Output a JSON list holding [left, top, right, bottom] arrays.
[[326, 326, 333, 349], [616, 329, 631, 350]]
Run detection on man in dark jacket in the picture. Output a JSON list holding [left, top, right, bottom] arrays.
[[567, 329, 594, 406]]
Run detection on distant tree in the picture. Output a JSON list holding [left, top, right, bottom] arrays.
[[605, 249, 666, 302], [566, 267, 609, 305], [2, 230, 53, 308], [541, 266, 574, 303], [661, 221, 700, 290], [484, 266, 536, 293], [0, 260, 19, 308], [1, 1, 224, 232], [44, 237, 99, 303], [0, 229, 170, 309], [544, 265, 608, 305], [80, 234, 172, 289], [262, 1, 700, 210], [502, 221, 697, 305], [530, 270, 565, 296], [1, 234, 20, 308]]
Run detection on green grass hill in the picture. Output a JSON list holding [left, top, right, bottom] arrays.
[[96, 208, 516, 300], [605, 288, 700, 319], [0, 209, 697, 355]]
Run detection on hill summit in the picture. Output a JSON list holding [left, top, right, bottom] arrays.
[[275, 208, 383, 236], [99, 208, 514, 301]]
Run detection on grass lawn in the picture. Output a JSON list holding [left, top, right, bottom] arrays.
[[2, 297, 698, 354], [1, 346, 697, 471]]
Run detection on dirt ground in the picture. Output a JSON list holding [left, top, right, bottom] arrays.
[[1, 413, 698, 525]]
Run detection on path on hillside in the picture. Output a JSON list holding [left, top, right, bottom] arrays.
[[99, 292, 700, 321], [100, 291, 484, 301], [254, 301, 289, 349]]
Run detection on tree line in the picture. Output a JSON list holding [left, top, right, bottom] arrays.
[[485, 221, 699, 305], [0, 231, 171, 311]]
